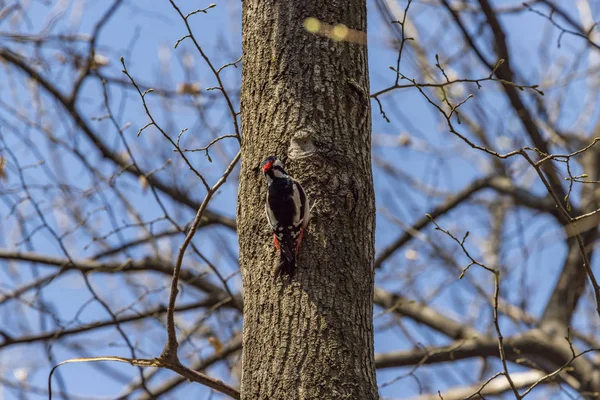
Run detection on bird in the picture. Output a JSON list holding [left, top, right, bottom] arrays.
[[261, 156, 310, 280]]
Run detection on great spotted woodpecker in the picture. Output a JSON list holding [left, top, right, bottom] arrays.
[[261, 156, 310, 280]]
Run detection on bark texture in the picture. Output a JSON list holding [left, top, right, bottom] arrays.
[[237, 1, 377, 399]]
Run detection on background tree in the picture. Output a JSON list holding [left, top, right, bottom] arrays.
[[0, 0, 600, 399]]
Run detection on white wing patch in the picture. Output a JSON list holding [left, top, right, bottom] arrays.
[[302, 187, 310, 229], [291, 183, 302, 225], [295, 180, 310, 229]]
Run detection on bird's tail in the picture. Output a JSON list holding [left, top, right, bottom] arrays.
[[275, 242, 295, 282]]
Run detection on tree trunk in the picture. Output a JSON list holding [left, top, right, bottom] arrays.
[[237, 0, 377, 399]]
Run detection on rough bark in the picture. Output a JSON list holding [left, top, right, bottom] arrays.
[[237, 1, 377, 399]]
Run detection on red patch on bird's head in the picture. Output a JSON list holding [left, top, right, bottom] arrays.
[[262, 161, 273, 173]]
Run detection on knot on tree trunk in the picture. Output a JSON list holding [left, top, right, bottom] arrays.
[[288, 128, 317, 159]]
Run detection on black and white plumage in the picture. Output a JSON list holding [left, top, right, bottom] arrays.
[[261, 156, 310, 280]]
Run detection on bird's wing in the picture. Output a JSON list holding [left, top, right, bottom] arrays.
[[293, 180, 310, 229], [265, 192, 278, 231]]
